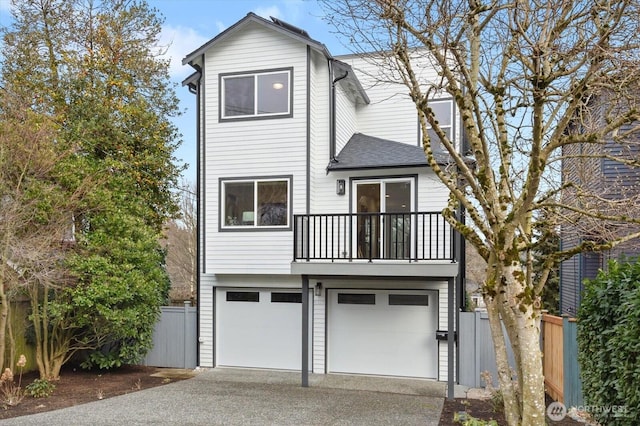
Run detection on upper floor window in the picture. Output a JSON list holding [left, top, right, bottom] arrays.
[[424, 99, 454, 151], [220, 68, 292, 120], [221, 177, 291, 230]]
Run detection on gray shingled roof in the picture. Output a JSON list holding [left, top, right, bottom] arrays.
[[327, 133, 449, 171]]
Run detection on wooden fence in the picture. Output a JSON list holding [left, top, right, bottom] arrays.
[[542, 314, 564, 401], [541, 314, 583, 407]]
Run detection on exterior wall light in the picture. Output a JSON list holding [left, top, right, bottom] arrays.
[[336, 179, 346, 195]]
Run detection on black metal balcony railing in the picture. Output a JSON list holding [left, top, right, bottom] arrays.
[[293, 212, 454, 262]]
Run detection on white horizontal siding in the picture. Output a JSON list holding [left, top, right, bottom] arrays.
[[312, 282, 326, 374], [338, 55, 422, 145], [202, 22, 308, 274], [436, 280, 456, 382], [335, 84, 357, 153], [213, 274, 302, 288], [337, 53, 458, 149], [309, 51, 330, 213], [418, 172, 453, 259], [417, 171, 450, 211], [198, 274, 216, 368]]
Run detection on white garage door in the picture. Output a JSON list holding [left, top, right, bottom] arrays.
[[328, 289, 438, 378], [216, 288, 310, 370]]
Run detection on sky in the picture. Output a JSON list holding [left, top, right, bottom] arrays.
[[0, 0, 349, 183]]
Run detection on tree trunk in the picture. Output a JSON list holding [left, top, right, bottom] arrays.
[[0, 233, 11, 370], [485, 296, 521, 425], [517, 306, 546, 424], [485, 260, 547, 426], [0, 289, 7, 370]]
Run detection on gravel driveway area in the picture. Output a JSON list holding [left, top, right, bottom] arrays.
[[2, 368, 447, 425]]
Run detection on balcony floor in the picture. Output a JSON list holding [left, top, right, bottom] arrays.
[[290, 259, 458, 278]]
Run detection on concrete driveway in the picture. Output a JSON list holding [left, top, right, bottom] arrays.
[[2, 368, 448, 425]]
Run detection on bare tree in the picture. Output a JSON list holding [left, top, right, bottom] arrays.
[[164, 180, 197, 304], [0, 90, 78, 372], [320, 1, 640, 424]]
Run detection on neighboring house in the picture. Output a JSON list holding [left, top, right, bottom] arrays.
[[182, 13, 463, 382], [560, 95, 640, 316]]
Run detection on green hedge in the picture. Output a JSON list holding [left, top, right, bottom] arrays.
[[577, 259, 640, 425]]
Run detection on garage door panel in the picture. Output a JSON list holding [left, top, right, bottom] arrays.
[[216, 288, 310, 370], [328, 289, 437, 378]]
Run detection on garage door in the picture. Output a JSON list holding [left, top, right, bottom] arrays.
[[328, 289, 438, 378], [216, 288, 311, 370]]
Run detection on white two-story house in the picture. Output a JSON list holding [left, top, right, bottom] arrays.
[[182, 13, 462, 383]]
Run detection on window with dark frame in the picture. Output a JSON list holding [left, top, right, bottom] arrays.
[[222, 69, 290, 119], [222, 178, 289, 228], [226, 291, 259, 302], [337, 293, 376, 305], [388, 294, 429, 306], [425, 99, 453, 151], [271, 292, 302, 303]]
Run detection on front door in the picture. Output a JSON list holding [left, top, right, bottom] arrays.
[[354, 179, 413, 259]]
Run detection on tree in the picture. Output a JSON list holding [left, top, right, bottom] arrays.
[[0, 90, 79, 373], [164, 180, 197, 304], [1, 0, 182, 378], [320, 1, 640, 424], [533, 218, 560, 316]]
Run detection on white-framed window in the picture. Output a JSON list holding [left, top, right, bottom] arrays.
[[220, 68, 292, 120], [221, 177, 291, 229], [424, 99, 454, 150]]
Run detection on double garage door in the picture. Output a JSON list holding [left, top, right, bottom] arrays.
[[216, 288, 438, 378]]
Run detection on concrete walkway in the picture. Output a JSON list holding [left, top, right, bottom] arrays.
[[2, 368, 451, 425]]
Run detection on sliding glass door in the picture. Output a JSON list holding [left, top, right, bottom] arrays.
[[354, 179, 413, 259]]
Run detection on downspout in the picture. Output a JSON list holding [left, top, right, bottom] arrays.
[[301, 45, 312, 388], [457, 200, 466, 385], [456, 96, 467, 385], [329, 60, 349, 163]]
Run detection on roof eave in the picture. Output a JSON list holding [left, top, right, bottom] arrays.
[[182, 12, 332, 68], [327, 163, 432, 172]]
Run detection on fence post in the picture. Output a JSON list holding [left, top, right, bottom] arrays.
[[562, 316, 583, 407], [184, 301, 191, 369]]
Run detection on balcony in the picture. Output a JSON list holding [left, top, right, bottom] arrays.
[[291, 212, 458, 278]]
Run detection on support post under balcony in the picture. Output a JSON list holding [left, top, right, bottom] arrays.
[[301, 275, 309, 387]]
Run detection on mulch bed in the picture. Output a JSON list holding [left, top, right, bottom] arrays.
[[0, 365, 186, 420], [439, 395, 585, 425]]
